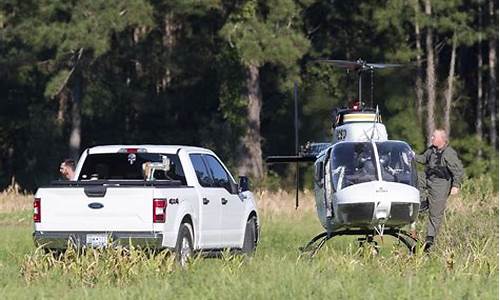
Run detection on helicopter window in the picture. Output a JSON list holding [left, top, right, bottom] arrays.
[[331, 142, 377, 191], [375, 141, 417, 187]]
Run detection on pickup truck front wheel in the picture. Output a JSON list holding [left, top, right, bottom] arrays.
[[175, 223, 194, 267], [242, 217, 257, 255]]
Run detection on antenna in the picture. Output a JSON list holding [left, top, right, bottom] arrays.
[[294, 82, 299, 209], [370, 67, 374, 108], [370, 105, 380, 140]]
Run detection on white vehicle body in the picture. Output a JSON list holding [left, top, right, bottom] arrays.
[[34, 145, 259, 251]]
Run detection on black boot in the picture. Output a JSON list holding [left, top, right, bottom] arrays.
[[419, 200, 429, 213], [424, 236, 434, 252]]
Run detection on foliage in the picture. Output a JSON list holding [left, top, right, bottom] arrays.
[[220, 0, 310, 68], [451, 136, 499, 190], [0, 0, 497, 191], [385, 93, 426, 152]]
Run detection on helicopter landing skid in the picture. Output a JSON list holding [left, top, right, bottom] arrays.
[[299, 229, 418, 257]]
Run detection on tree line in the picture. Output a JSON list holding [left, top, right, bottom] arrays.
[[0, 0, 498, 191]]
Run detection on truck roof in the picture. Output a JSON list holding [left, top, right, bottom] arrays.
[[87, 145, 215, 155]]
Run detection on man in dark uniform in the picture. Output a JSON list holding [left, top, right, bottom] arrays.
[[415, 129, 464, 251]]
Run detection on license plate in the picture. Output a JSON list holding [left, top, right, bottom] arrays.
[[86, 234, 108, 248]]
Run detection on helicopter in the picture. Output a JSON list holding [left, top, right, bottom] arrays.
[[266, 59, 420, 255]]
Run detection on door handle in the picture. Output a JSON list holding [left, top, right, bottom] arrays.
[[221, 198, 228, 205], [203, 198, 209, 205]]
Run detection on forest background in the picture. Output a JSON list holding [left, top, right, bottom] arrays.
[[0, 0, 498, 192]]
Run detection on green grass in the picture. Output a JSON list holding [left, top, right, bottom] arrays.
[[0, 183, 498, 299]]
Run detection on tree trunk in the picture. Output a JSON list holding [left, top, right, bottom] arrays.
[[476, 5, 483, 147], [6, 146, 14, 186], [238, 64, 264, 179], [133, 26, 147, 78], [424, 0, 436, 144], [56, 89, 68, 127], [69, 72, 82, 160], [444, 32, 457, 134], [477, 43, 484, 143], [488, 0, 498, 149], [414, 0, 424, 125], [157, 12, 177, 93]]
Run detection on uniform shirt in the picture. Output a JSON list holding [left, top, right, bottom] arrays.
[[415, 145, 464, 188]]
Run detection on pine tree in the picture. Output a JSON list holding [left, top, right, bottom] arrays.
[[220, 0, 310, 179], [14, 0, 153, 158]]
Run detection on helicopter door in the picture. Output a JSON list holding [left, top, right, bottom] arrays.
[[375, 141, 417, 187], [323, 149, 334, 218]]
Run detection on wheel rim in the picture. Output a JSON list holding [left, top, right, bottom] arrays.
[[180, 235, 191, 266]]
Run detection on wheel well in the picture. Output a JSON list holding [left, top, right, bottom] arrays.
[[181, 214, 194, 241], [248, 211, 257, 221], [247, 211, 258, 241]]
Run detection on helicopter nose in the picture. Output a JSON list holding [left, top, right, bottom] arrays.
[[374, 200, 390, 222], [375, 211, 388, 222]]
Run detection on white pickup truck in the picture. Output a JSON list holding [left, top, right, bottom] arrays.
[[33, 145, 259, 262]]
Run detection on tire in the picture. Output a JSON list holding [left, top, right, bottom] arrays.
[[242, 217, 257, 255], [175, 223, 194, 267]]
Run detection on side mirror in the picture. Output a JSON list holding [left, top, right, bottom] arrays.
[[239, 176, 250, 192]]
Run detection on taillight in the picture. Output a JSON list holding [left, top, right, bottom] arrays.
[[153, 199, 167, 223], [33, 198, 41, 223]]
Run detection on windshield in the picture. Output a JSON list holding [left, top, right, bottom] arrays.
[[78, 153, 186, 184], [376, 141, 417, 187], [330, 141, 417, 191], [331, 142, 378, 190]]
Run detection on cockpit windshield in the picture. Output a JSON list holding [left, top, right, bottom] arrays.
[[330, 141, 417, 191], [376, 141, 417, 187], [331, 142, 378, 191]]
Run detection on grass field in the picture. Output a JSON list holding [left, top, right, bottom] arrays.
[[0, 178, 498, 299]]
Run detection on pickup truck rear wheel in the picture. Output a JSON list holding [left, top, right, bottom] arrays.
[[175, 223, 194, 267], [242, 217, 257, 255]]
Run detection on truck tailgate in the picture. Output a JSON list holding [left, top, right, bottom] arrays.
[[36, 187, 154, 232]]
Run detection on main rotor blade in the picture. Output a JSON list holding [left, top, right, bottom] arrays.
[[367, 63, 403, 69], [318, 59, 404, 70], [317, 59, 363, 71]]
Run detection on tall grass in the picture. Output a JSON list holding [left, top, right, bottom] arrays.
[[0, 177, 497, 298], [254, 188, 316, 216], [0, 180, 32, 214], [21, 245, 176, 287]]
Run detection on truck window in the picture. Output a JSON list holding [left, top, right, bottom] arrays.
[[189, 154, 213, 187], [203, 155, 233, 193], [79, 153, 186, 184]]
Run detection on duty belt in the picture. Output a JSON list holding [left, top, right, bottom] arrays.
[[425, 167, 451, 180]]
